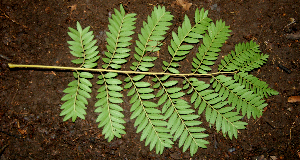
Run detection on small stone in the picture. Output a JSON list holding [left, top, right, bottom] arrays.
[[228, 148, 235, 152]]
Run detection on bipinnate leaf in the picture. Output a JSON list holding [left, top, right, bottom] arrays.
[[58, 5, 279, 157]]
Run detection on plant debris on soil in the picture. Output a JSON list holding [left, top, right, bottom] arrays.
[[0, 0, 299, 159]]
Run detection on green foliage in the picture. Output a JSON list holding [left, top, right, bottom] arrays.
[[184, 77, 247, 140], [131, 5, 173, 72], [60, 22, 99, 122], [125, 5, 175, 154], [95, 5, 136, 142], [192, 19, 231, 74], [218, 41, 268, 72], [234, 71, 279, 98], [60, 4, 279, 156]]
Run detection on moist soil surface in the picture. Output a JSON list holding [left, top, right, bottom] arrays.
[[1, 0, 300, 159]]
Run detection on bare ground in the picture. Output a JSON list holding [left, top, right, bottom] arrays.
[[1, 0, 300, 159]]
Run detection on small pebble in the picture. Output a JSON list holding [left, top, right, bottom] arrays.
[[210, 4, 218, 10], [228, 148, 235, 152]]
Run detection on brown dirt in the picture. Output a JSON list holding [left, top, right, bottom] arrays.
[[0, 0, 299, 159]]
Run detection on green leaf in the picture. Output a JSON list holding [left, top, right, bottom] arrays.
[[109, 97, 123, 103], [59, 5, 278, 157], [107, 85, 123, 91], [105, 72, 118, 78], [163, 81, 178, 87], [138, 88, 154, 93], [112, 58, 127, 64], [140, 94, 155, 100], [167, 87, 182, 93], [79, 83, 91, 93], [106, 79, 122, 85], [132, 75, 145, 81], [168, 68, 180, 74], [80, 72, 93, 78], [135, 82, 151, 87], [179, 45, 193, 51], [108, 91, 123, 97], [72, 58, 84, 64], [170, 92, 185, 99]]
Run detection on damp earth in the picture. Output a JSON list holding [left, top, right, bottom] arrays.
[[0, 0, 300, 159]]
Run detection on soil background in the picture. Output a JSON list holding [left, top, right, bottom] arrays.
[[0, 0, 300, 159]]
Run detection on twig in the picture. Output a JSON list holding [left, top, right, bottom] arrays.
[[0, 9, 29, 29], [0, 143, 9, 157], [290, 121, 296, 140], [0, 54, 11, 61], [283, 18, 296, 30]]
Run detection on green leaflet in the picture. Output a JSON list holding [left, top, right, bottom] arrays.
[[60, 22, 99, 122], [192, 20, 231, 74], [153, 9, 214, 155], [185, 77, 247, 139], [125, 5, 175, 154], [94, 5, 136, 142], [211, 75, 267, 120], [58, 4, 278, 157], [132, 5, 173, 72], [154, 74, 209, 156], [218, 41, 268, 72], [234, 71, 279, 98], [103, 5, 136, 70], [128, 74, 173, 154], [163, 10, 211, 73]]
